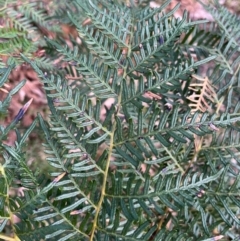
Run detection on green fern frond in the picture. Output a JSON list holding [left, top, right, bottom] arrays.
[[0, 28, 26, 39], [0, 0, 75, 66], [6, 8, 36, 34], [201, 2, 240, 49], [69, 13, 122, 66], [18, 2, 60, 32], [32, 57, 57, 71], [0, 35, 34, 56], [0, 64, 25, 120], [75, 0, 132, 48], [40, 40, 118, 99], [181, 27, 239, 74]]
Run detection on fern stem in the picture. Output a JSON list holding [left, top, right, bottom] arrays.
[[89, 131, 115, 240], [0, 165, 20, 241], [0, 234, 20, 241], [90, 16, 134, 239], [183, 135, 203, 175], [157, 207, 169, 231], [215, 64, 240, 115], [163, 146, 184, 174]]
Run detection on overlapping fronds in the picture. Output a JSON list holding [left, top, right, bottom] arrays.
[[0, 0, 72, 66], [18, 2, 59, 32], [201, 2, 240, 49], [1, 1, 240, 241], [44, 39, 118, 99]]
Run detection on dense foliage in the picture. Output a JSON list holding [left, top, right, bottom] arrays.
[[1, 0, 240, 240]]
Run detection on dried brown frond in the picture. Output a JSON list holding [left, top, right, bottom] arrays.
[[187, 74, 218, 114]]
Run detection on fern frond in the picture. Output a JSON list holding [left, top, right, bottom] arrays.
[[202, 2, 240, 49], [0, 0, 75, 66], [68, 13, 122, 66], [18, 2, 60, 32], [6, 8, 36, 34], [135, 0, 178, 24], [181, 17, 240, 77], [0, 116, 37, 240], [2, 1, 240, 240], [75, 0, 132, 48], [113, 103, 240, 177], [187, 74, 218, 113], [2, 121, 38, 189], [41, 40, 118, 99], [100, 169, 223, 239], [0, 76, 25, 122], [0, 35, 34, 56], [121, 55, 215, 107], [33, 57, 56, 71]]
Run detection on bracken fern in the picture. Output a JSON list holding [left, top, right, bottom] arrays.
[[1, 0, 240, 240]]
